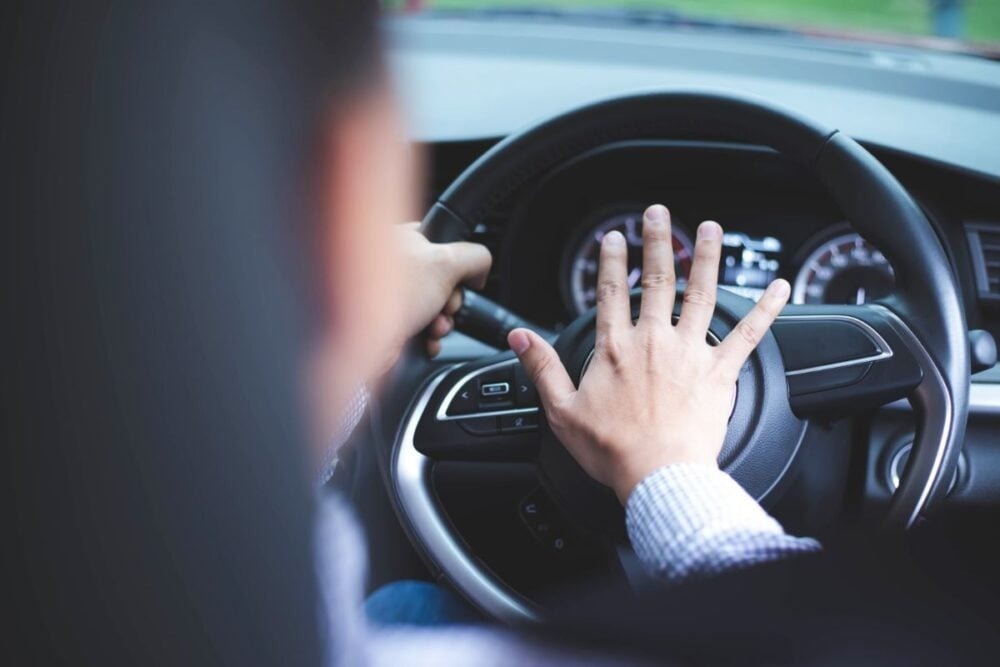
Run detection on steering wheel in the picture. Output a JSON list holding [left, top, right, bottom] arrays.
[[376, 91, 969, 623]]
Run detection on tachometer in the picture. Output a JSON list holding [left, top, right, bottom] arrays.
[[792, 232, 894, 305], [564, 211, 693, 316]]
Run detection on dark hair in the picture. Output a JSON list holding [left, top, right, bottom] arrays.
[[6, 2, 380, 663], [296, 1, 384, 106]]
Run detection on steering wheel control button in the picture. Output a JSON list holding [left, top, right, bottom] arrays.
[[480, 381, 510, 399], [476, 367, 516, 409], [500, 412, 539, 433], [459, 416, 499, 436], [513, 363, 538, 407], [518, 488, 578, 555], [446, 380, 479, 416], [479, 364, 514, 394]]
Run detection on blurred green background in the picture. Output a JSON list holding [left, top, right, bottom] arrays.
[[389, 0, 1000, 45]]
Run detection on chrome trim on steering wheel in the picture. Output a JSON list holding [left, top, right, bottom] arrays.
[[879, 308, 954, 530], [776, 314, 894, 377], [393, 366, 538, 624], [773, 308, 952, 528], [885, 381, 1000, 415], [435, 357, 540, 422]]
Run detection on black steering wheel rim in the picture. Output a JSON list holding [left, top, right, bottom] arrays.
[[387, 89, 969, 622]]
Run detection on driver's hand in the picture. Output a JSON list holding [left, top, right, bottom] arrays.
[[391, 222, 492, 363], [507, 205, 790, 504]]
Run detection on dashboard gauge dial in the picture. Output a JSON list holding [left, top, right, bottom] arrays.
[[792, 232, 895, 305], [564, 211, 693, 315]]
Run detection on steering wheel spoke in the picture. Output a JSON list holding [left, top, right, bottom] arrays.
[[773, 304, 924, 419], [412, 354, 543, 461]]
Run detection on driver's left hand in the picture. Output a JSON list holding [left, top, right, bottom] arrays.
[[389, 222, 492, 363]]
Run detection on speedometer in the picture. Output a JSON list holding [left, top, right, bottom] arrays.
[[563, 211, 693, 316], [792, 232, 895, 305]]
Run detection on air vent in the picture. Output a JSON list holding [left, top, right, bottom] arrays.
[[967, 222, 1000, 300]]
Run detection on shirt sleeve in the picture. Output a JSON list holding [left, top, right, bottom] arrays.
[[318, 383, 370, 486], [624, 463, 821, 583]]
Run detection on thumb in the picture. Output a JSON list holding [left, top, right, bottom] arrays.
[[507, 328, 576, 408], [442, 241, 492, 290]]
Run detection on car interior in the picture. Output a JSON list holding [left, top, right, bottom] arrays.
[[333, 8, 1000, 623], [10, 2, 1000, 663]]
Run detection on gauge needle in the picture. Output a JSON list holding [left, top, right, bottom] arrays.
[[628, 267, 641, 288], [856, 286, 867, 305]]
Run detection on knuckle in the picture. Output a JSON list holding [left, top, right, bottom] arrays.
[[472, 243, 494, 270], [641, 271, 676, 290], [597, 279, 623, 302], [596, 337, 624, 365], [639, 311, 671, 329], [436, 243, 460, 271], [546, 397, 580, 433], [638, 320, 663, 343], [641, 331, 662, 360], [644, 226, 666, 241], [545, 401, 568, 429], [736, 320, 760, 347], [437, 241, 456, 261], [683, 288, 715, 308]]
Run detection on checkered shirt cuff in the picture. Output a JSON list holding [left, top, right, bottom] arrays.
[[625, 463, 821, 583], [318, 383, 369, 486]]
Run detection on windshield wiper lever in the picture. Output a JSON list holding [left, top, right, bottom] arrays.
[[454, 289, 555, 350]]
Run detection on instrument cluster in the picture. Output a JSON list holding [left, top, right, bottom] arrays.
[[560, 210, 894, 316]]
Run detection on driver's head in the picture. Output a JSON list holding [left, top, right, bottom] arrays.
[[7, 1, 413, 661], [302, 1, 423, 456]]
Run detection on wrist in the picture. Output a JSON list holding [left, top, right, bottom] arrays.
[[614, 457, 720, 506]]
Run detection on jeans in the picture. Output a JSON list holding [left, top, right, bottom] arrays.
[[364, 580, 482, 627]]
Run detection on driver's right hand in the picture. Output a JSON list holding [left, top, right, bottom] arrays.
[[507, 204, 791, 504]]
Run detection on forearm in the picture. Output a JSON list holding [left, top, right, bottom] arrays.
[[625, 464, 820, 583]]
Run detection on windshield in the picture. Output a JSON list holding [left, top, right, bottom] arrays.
[[387, 1, 1000, 56]]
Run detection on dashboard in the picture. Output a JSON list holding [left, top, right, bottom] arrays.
[[465, 140, 916, 332], [407, 130, 1000, 605], [418, 127, 1000, 529], [386, 16, 1000, 564]]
